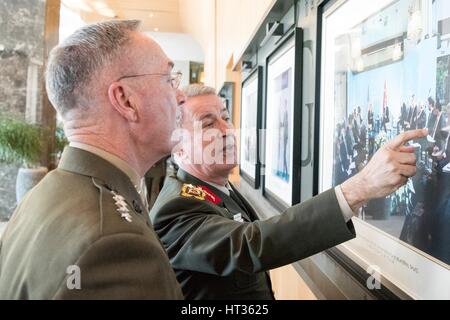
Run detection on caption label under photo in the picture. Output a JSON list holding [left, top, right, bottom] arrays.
[[180, 304, 269, 318]]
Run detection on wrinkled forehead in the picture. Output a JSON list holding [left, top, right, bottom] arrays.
[[184, 95, 227, 119], [126, 32, 173, 72]]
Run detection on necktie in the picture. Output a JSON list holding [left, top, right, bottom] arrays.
[[228, 188, 250, 217]]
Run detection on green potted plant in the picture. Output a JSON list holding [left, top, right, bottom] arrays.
[[54, 125, 69, 165], [0, 117, 48, 202]]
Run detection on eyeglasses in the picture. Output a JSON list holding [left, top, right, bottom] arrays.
[[116, 71, 182, 89]]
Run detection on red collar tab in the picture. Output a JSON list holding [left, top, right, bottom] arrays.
[[197, 185, 222, 204]]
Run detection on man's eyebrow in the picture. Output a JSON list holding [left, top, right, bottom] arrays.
[[196, 112, 216, 121], [168, 61, 174, 69], [220, 108, 230, 117]]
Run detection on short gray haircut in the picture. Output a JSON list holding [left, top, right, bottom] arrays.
[[182, 83, 216, 98], [177, 84, 217, 126], [45, 20, 141, 116]]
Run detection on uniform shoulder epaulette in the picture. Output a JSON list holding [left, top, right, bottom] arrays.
[[91, 177, 148, 236], [180, 183, 221, 205]]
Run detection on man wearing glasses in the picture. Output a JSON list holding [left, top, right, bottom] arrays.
[[0, 20, 184, 299]]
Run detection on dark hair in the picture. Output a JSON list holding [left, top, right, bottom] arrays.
[[428, 97, 435, 107], [436, 100, 442, 111]]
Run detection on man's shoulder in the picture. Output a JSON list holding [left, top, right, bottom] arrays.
[[3, 168, 152, 259], [153, 173, 185, 203], [0, 169, 156, 299], [152, 173, 213, 206], [22, 168, 147, 236], [14, 168, 101, 229]]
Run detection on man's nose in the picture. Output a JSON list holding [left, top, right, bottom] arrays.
[[219, 121, 234, 138], [176, 90, 186, 106]]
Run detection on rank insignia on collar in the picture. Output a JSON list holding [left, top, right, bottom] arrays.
[[111, 191, 132, 222], [180, 184, 221, 204], [198, 185, 221, 204]]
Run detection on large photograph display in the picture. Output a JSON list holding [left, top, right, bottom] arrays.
[[264, 30, 302, 210], [319, 0, 450, 298], [240, 67, 262, 188]]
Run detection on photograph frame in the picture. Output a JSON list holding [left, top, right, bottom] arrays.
[[262, 27, 303, 212], [240, 66, 263, 189], [314, 0, 450, 299], [314, 0, 392, 299], [219, 82, 235, 122]]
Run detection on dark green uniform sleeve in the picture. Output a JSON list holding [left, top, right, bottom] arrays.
[[53, 233, 183, 300], [154, 188, 355, 276]]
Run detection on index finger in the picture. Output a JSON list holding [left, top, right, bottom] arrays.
[[399, 146, 416, 153], [387, 128, 428, 149]]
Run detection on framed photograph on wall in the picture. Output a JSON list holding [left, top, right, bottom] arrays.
[[316, 0, 450, 299], [219, 82, 235, 122], [240, 67, 263, 188], [263, 28, 303, 211]]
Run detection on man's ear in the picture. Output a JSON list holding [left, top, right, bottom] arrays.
[[108, 82, 138, 122]]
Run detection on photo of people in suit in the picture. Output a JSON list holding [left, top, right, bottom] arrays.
[[331, 0, 450, 265], [272, 68, 292, 183], [265, 41, 297, 207], [240, 72, 260, 183], [243, 91, 258, 164]]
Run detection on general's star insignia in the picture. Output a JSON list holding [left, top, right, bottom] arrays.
[[111, 191, 132, 222]]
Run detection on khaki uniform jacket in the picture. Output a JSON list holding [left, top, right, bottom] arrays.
[[0, 147, 183, 299], [150, 169, 356, 300]]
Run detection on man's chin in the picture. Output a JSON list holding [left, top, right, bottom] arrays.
[[218, 162, 238, 172], [208, 163, 237, 176]]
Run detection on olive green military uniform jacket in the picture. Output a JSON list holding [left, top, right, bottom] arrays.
[[0, 147, 183, 299], [150, 169, 356, 300]]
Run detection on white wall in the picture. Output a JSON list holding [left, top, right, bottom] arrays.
[[145, 32, 204, 62], [179, 0, 275, 89], [216, 0, 275, 87], [145, 32, 204, 87], [59, 3, 86, 43], [179, 0, 216, 86], [173, 60, 190, 87]]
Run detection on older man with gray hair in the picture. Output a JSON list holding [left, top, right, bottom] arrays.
[[150, 84, 427, 300], [0, 20, 184, 299]]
